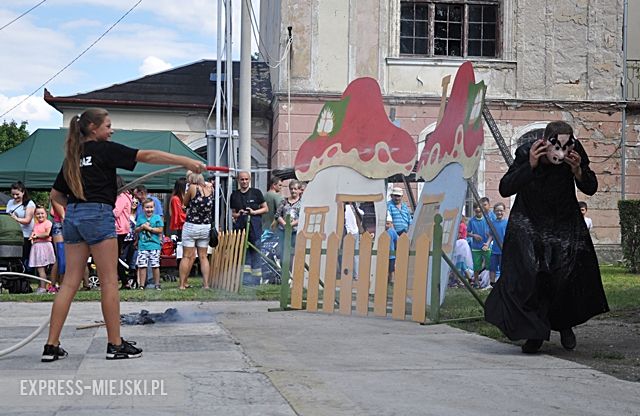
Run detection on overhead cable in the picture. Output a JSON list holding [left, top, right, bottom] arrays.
[[0, 0, 47, 32]]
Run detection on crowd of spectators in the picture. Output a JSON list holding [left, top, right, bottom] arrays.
[[8, 173, 596, 294]]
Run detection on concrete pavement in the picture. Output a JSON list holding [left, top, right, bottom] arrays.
[[0, 301, 638, 415]]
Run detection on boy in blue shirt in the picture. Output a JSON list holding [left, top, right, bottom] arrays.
[[467, 203, 491, 287], [135, 199, 164, 290], [487, 202, 508, 288]]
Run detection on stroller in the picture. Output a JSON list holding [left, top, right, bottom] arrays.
[[85, 256, 134, 289], [0, 213, 31, 294]]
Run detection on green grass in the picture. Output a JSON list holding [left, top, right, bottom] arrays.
[[438, 264, 640, 341], [0, 276, 282, 302], [599, 265, 640, 310]]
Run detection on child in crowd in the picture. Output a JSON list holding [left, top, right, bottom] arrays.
[[385, 213, 399, 283], [49, 203, 65, 292], [486, 202, 508, 288], [458, 215, 467, 240], [450, 216, 473, 288], [135, 199, 164, 290], [29, 206, 56, 294], [467, 203, 491, 287], [479, 196, 497, 221], [579, 201, 592, 230]]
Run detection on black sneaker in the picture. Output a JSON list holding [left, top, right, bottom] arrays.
[[42, 344, 68, 362], [106, 338, 143, 360]]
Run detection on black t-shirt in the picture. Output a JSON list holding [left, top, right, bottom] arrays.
[[230, 187, 265, 238], [53, 140, 138, 206], [230, 188, 265, 212]]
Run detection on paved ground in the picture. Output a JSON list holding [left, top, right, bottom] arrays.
[[0, 301, 638, 415]]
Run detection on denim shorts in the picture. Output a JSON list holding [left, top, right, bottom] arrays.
[[51, 221, 63, 237], [489, 253, 502, 273], [63, 203, 117, 245]]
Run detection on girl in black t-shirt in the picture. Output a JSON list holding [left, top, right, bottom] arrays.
[[42, 108, 206, 362]]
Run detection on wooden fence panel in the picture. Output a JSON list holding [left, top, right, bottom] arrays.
[[222, 231, 234, 290], [373, 232, 390, 317], [288, 227, 438, 323], [291, 232, 307, 309], [355, 232, 372, 316], [339, 234, 355, 315], [411, 233, 431, 323], [230, 230, 244, 292], [217, 231, 229, 288], [306, 233, 323, 312], [208, 230, 245, 293], [223, 231, 234, 290], [210, 232, 222, 289], [322, 233, 339, 313], [391, 234, 410, 320]]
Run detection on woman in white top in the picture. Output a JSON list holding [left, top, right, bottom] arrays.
[[6, 181, 36, 271]]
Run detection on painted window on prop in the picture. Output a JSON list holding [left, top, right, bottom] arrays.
[[400, 1, 499, 58]]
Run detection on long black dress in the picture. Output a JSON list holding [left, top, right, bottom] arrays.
[[484, 140, 609, 341]]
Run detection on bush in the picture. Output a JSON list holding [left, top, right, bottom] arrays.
[[618, 200, 640, 273]]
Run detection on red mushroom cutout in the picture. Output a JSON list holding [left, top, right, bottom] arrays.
[[295, 77, 417, 181], [416, 62, 486, 182]]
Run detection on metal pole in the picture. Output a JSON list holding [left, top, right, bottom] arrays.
[[621, 0, 628, 200], [280, 215, 293, 310], [239, 0, 252, 171], [214, 0, 223, 230], [226, 0, 234, 228]]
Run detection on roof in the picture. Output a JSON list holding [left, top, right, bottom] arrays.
[[0, 129, 205, 191], [44, 60, 272, 115]]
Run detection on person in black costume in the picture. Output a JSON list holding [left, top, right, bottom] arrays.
[[484, 121, 609, 354]]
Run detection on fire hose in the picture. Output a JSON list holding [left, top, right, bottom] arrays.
[[0, 272, 52, 358]]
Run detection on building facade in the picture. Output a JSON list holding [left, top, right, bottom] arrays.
[[261, 0, 639, 260]]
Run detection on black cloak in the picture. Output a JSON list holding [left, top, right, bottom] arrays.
[[484, 140, 609, 341]]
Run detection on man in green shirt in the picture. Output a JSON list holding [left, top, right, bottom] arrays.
[[262, 176, 283, 236]]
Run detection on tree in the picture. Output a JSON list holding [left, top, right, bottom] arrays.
[[0, 121, 42, 202], [0, 120, 29, 153]]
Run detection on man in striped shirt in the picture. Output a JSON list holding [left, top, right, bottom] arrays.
[[386, 187, 412, 235]]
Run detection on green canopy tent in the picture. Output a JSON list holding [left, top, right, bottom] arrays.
[[0, 129, 205, 191]]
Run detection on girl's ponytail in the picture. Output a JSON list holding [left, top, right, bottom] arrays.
[[63, 114, 86, 200], [62, 108, 109, 201]]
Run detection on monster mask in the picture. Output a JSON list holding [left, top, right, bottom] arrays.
[[545, 133, 575, 165]]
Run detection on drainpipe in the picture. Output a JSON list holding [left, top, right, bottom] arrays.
[[621, 0, 628, 200]]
